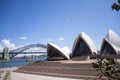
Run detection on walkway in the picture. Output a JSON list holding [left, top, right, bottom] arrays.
[[11, 72, 84, 80], [15, 61, 100, 79]]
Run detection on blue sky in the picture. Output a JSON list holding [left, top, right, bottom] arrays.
[[0, 0, 120, 51]]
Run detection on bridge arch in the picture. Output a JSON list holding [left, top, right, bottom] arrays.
[[9, 44, 47, 58]]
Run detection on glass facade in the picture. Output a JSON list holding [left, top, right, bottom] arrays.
[[102, 41, 116, 54], [73, 39, 91, 56], [48, 48, 66, 60]]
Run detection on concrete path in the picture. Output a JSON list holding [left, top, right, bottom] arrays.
[[11, 72, 84, 80]]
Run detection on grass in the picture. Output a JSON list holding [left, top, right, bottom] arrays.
[[0, 57, 4, 60], [0, 57, 7, 60], [3, 71, 11, 80], [0, 57, 10, 62]]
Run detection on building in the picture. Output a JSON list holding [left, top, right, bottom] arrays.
[[72, 32, 97, 57], [47, 43, 70, 60], [100, 30, 120, 55]]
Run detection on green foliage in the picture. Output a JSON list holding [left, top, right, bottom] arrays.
[[0, 57, 7, 60], [112, 0, 120, 11], [92, 58, 120, 80], [3, 71, 11, 80], [0, 57, 2, 59], [92, 62, 99, 68]]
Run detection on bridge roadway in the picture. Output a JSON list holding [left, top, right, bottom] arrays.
[[9, 52, 47, 54], [0, 52, 47, 54]]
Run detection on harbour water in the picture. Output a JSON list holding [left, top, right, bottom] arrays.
[[0, 57, 47, 68]]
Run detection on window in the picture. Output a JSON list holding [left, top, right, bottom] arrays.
[[73, 39, 91, 56], [102, 42, 116, 54]]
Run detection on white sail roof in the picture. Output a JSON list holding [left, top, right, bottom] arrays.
[[106, 30, 120, 47], [72, 32, 97, 54], [101, 30, 120, 54], [47, 43, 70, 59]]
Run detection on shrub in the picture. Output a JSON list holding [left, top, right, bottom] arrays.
[[92, 58, 120, 80], [3, 71, 11, 80]]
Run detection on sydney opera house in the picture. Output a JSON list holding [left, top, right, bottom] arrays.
[[47, 43, 70, 60], [47, 30, 120, 60], [100, 30, 120, 55], [72, 32, 97, 56]]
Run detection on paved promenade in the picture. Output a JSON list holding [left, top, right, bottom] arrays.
[[11, 72, 84, 80], [15, 60, 100, 79], [14, 59, 120, 80]]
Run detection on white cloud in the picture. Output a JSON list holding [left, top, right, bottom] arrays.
[[1, 39, 11, 47], [20, 37, 27, 40], [58, 37, 64, 41], [0, 39, 16, 52]]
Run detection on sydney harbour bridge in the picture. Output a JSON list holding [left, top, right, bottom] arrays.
[[1, 44, 47, 59]]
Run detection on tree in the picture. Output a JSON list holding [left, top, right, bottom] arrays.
[[112, 0, 120, 11], [92, 58, 120, 80]]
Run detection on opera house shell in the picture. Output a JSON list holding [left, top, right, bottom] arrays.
[[47, 43, 70, 60], [72, 32, 97, 56], [100, 30, 120, 54]]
